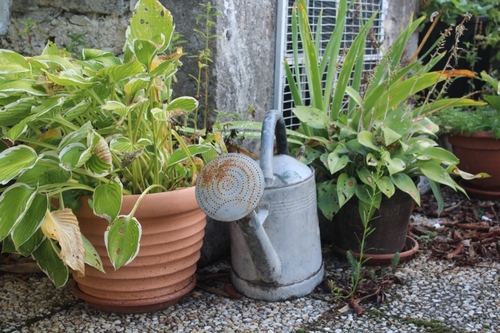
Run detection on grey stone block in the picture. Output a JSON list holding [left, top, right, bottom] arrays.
[[0, 0, 12, 35], [198, 216, 230, 267]]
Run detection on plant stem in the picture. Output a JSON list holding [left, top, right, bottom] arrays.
[[126, 184, 167, 219]]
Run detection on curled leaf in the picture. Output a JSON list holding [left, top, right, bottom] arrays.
[[450, 166, 490, 180], [41, 209, 85, 276], [93, 136, 112, 165]]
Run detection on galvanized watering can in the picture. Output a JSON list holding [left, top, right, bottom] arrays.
[[195, 110, 324, 301]]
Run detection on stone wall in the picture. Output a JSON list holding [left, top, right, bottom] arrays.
[[0, 0, 418, 126], [383, 0, 420, 65], [0, 0, 131, 56]]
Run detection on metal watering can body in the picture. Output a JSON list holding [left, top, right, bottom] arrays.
[[195, 110, 324, 301]]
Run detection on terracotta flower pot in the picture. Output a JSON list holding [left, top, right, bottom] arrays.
[[72, 187, 206, 313], [448, 132, 500, 199]]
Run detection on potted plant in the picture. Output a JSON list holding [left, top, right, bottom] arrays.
[[284, 0, 487, 264], [431, 71, 500, 199], [0, 0, 220, 313], [418, 0, 500, 97]]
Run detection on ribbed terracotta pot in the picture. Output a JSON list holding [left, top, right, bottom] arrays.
[[72, 187, 206, 313], [448, 132, 500, 199]]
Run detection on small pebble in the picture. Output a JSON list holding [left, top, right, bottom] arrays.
[[0, 214, 498, 332]]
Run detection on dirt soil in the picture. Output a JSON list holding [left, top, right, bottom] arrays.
[[411, 186, 500, 266]]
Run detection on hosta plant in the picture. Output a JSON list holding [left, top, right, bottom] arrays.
[[0, 0, 219, 287], [285, 0, 488, 224]]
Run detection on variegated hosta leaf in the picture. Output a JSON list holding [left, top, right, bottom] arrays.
[[17, 158, 71, 186], [34, 128, 61, 146], [165, 96, 198, 113], [58, 142, 89, 170], [93, 136, 112, 165], [110, 137, 151, 153], [134, 39, 159, 68], [101, 100, 129, 117], [151, 107, 167, 121], [0, 145, 39, 185], [85, 135, 112, 177], [45, 69, 93, 88], [65, 99, 91, 120], [58, 122, 93, 149], [127, 0, 174, 54], [32, 238, 69, 288], [0, 49, 30, 75], [11, 194, 48, 248], [124, 78, 149, 102], [0, 183, 37, 241], [40, 209, 85, 276], [81, 234, 105, 273], [93, 181, 123, 221], [105, 216, 142, 270]]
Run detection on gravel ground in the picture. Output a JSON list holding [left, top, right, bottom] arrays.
[[1, 234, 499, 333]]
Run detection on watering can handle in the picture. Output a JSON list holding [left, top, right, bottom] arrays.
[[260, 110, 289, 185]]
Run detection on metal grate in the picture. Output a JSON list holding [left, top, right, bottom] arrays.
[[274, 0, 387, 129]]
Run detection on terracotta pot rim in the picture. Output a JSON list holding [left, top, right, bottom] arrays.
[[448, 131, 496, 139], [459, 182, 500, 200], [78, 186, 201, 217], [122, 186, 198, 208], [333, 236, 419, 266]]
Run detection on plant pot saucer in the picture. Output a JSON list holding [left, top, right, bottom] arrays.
[[72, 276, 196, 314], [333, 236, 419, 266], [460, 183, 500, 201]]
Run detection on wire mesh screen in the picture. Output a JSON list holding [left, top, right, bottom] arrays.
[[275, 0, 386, 129]]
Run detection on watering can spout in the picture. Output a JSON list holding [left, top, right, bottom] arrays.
[[195, 109, 324, 301], [236, 204, 282, 283]]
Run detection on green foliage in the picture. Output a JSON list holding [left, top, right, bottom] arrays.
[[66, 33, 88, 55], [420, 0, 497, 25], [431, 71, 500, 138], [17, 17, 37, 55], [420, 0, 500, 62], [189, 2, 222, 130], [287, 0, 487, 298], [287, 0, 485, 223], [415, 231, 438, 245], [391, 252, 400, 268], [18, 17, 37, 37], [0, 0, 219, 286], [431, 107, 500, 137]]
